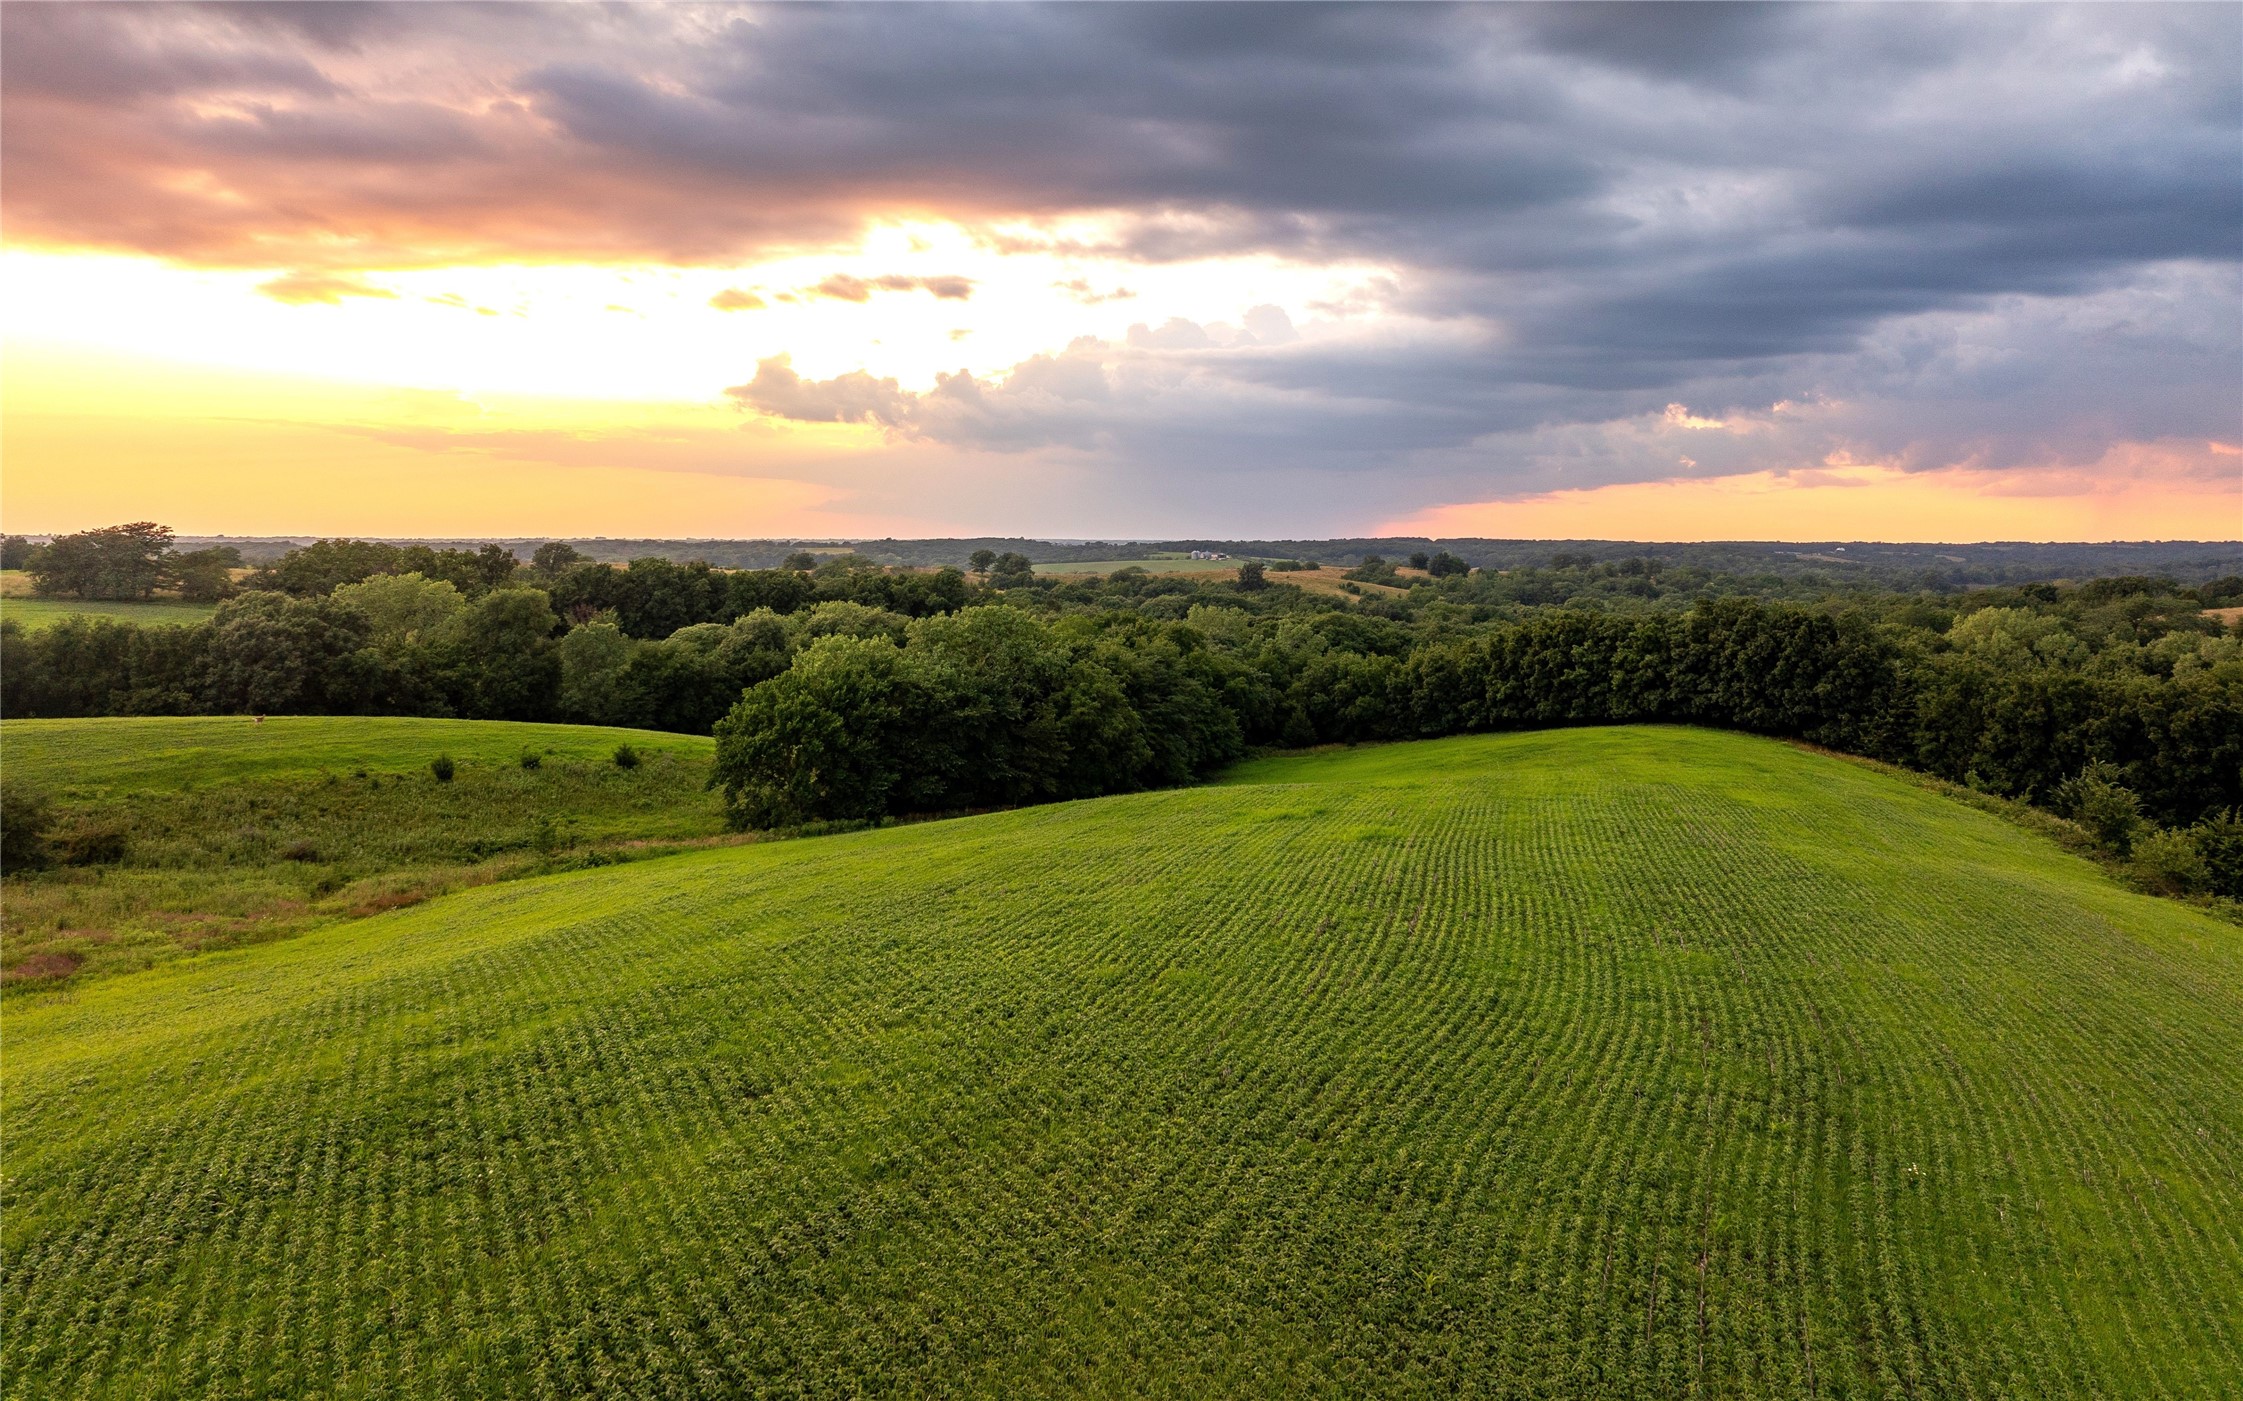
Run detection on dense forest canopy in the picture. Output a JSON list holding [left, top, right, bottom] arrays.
[[8, 524, 2242, 897]]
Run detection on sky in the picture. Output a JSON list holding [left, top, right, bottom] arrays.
[[3, 1, 2238, 542]]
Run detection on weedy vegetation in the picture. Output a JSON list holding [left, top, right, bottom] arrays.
[[0, 716, 722, 985]]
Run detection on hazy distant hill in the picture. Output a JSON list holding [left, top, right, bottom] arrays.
[[165, 534, 2243, 584]]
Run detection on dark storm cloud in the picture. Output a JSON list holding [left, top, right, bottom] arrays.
[[5, 2, 2236, 505]]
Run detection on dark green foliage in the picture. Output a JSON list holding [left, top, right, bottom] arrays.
[[1427, 550, 1469, 577], [252, 539, 518, 597], [2054, 762, 2143, 854], [434, 589, 560, 721], [2071, 575, 2177, 606], [711, 608, 1240, 827], [430, 755, 455, 783], [712, 636, 929, 826], [29, 522, 175, 600], [1408, 551, 1430, 570], [1345, 555, 1397, 584], [986, 552, 1035, 588], [519, 751, 541, 770], [2191, 810, 2243, 897], [613, 744, 640, 770], [530, 541, 584, 575], [0, 534, 36, 570], [169, 546, 242, 602], [52, 818, 129, 866], [542, 557, 960, 639], [783, 551, 819, 571], [2131, 827, 2207, 894], [196, 594, 375, 716], [2198, 575, 2243, 607], [1236, 560, 1267, 591], [968, 548, 997, 575], [725, 566, 815, 619], [2, 785, 55, 871]]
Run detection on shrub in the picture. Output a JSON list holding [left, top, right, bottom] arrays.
[[2132, 828, 2208, 895], [613, 744, 641, 770], [430, 754, 455, 783], [2, 786, 56, 872], [54, 819, 129, 867], [519, 751, 542, 770], [2189, 810, 2243, 898], [2054, 762, 2141, 855]]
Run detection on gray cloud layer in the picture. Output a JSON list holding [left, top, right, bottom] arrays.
[[6, 2, 2237, 520]]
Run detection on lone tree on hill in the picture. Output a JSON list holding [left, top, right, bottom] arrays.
[[1236, 560, 1267, 591], [532, 541, 585, 575], [29, 522, 175, 600], [969, 549, 997, 576]]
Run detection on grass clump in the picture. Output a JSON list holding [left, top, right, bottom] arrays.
[[2, 785, 55, 872], [429, 754, 455, 783]]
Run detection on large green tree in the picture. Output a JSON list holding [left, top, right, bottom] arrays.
[[29, 523, 175, 600]]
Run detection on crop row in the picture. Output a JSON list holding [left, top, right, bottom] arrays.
[[5, 730, 2238, 1397]]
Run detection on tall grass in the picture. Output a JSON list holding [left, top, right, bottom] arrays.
[[2, 717, 722, 984]]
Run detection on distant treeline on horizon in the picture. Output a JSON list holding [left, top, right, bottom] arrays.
[[27, 535, 2243, 587]]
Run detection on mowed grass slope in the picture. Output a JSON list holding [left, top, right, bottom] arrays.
[[4, 715, 710, 793], [6, 728, 2239, 1397], [2, 717, 721, 985], [0, 574, 222, 631]]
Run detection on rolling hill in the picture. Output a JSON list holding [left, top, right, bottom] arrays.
[[5, 726, 2238, 1396], [1, 716, 722, 985]]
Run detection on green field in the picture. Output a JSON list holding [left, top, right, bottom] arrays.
[[5, 727, 2239, 1395], [0, 593, 222, 630], [2, 717, 721, 984], [4, 715, 710, 794], [1033, 556, 1250, 574]]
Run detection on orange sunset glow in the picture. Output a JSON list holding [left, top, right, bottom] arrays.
[[2, 3, 2236, 540]]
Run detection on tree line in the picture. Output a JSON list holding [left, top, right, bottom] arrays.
[[7, 528, 2239, 896], [6, 523, 243, 602]]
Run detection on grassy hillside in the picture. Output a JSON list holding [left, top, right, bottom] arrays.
[[0, 594, 223, 630], [6, 727, 2239, 1396], [2, 717, 721, 985], [0, 572, 222, 631]]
